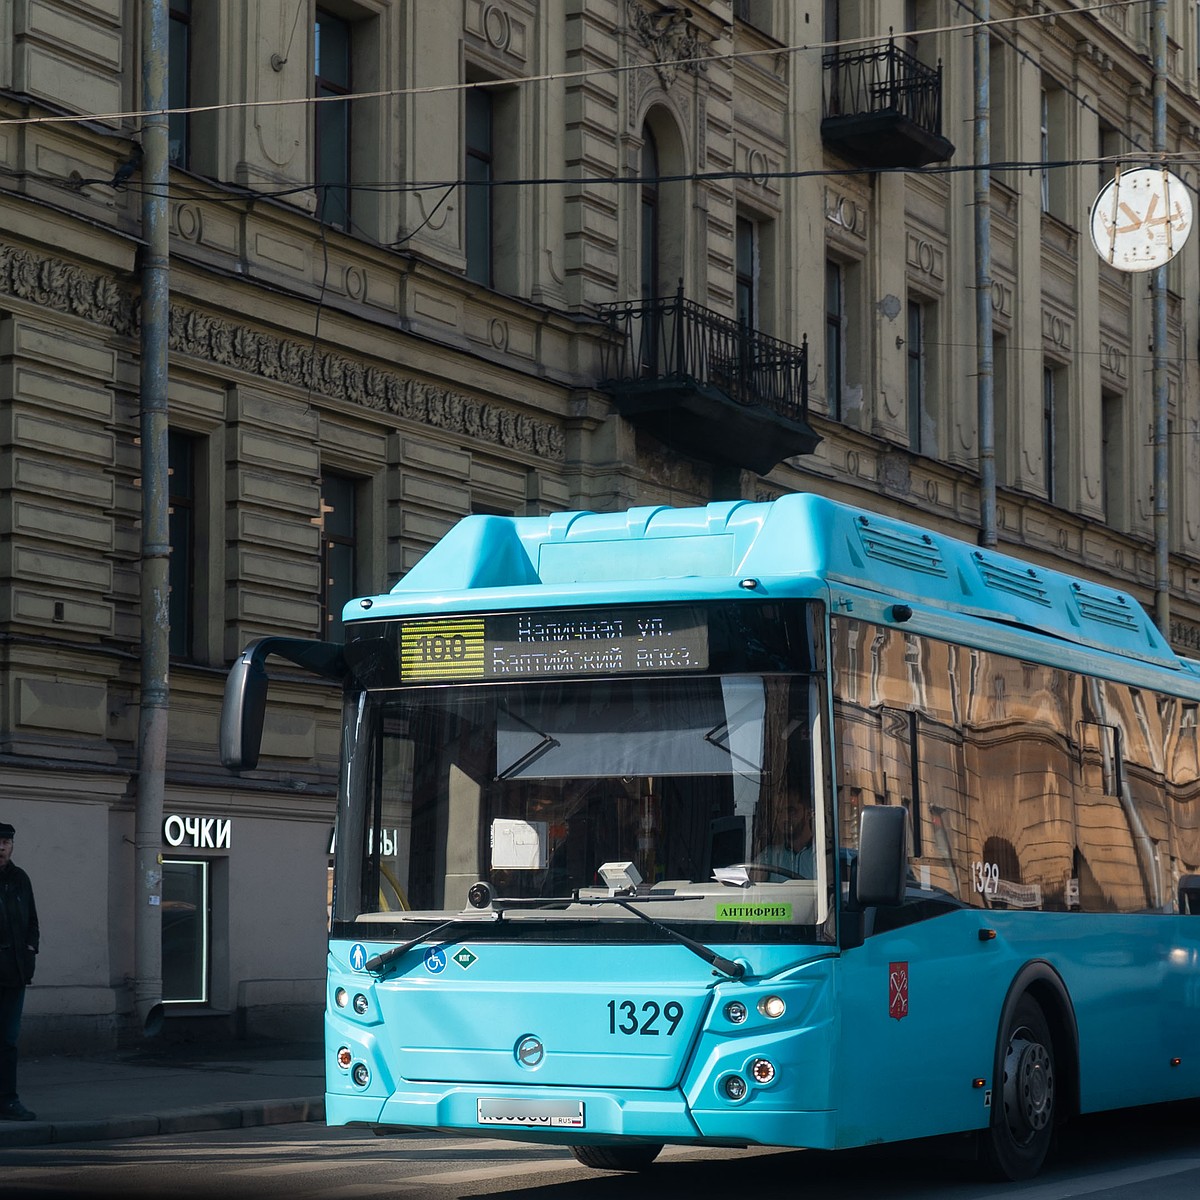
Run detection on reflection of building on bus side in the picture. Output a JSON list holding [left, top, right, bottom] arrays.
[[834, 624, 1198, 915]]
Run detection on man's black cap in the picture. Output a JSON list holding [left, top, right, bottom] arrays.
[[0, 823, 14, 838]]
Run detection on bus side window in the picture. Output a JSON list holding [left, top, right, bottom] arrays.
[[1179, 875, 1200, 914]]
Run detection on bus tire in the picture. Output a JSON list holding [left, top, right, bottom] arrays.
[[569, 1143, 663, 1171], [982, 994, 1056, 1180]]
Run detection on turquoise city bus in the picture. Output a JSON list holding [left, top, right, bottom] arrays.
[[221, 493, 1200, 1180]]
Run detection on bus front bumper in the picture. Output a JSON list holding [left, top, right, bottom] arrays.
[[326, 1084, 838, 1150]]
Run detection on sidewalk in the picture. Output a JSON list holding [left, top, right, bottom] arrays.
[[0, 1037, 325, 1148]]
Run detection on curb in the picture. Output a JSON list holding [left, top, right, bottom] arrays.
[[0, 1095, 325, 1148]]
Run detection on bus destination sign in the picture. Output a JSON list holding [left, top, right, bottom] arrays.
[[398, 606, 709, 682]]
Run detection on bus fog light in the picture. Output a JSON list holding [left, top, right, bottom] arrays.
[[724, 1001, 748, 1024], [723, 1074, 747, 1101], [758, 995, 786, 1019], [336, 1046, 352, 1069], [334, 988, 348, 1008], [751, 1058, 776, 1084], [352, 993, 369, 1015], [352, 1062, 371, 1087]]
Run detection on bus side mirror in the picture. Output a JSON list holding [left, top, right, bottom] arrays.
[[856, 805, 908, 908], [220, 648, 268, 771], [220, 637, 349, 772]]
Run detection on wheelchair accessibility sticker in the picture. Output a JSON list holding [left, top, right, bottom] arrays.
[[424, 947, 447, 974]]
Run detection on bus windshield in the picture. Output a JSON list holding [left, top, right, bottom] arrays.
[[332, 670, 832, 945]]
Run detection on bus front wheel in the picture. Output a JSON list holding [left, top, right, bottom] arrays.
[[569, 1143, 662, 1171], [983, 994, 1056, 1180]]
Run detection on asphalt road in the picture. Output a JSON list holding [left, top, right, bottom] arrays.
[[3, 1099, 1200, 1199]]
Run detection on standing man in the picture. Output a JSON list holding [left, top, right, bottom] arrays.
[[0, 822, 38, 1121]]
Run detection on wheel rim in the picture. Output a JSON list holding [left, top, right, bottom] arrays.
[[1001, 1026, 1054, 1144]]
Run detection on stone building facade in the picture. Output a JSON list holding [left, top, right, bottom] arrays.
[[2, 0, 1200, 1043]]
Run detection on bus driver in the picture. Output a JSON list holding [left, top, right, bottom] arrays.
[[757, 795, 815, 879]]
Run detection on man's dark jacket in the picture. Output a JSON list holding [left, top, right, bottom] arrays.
[[0, 863, 38, 987]]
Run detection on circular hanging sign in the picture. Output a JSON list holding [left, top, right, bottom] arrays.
[[1090, 167, 1194, 273]]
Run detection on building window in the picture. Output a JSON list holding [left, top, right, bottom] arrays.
[[472, 500, 514, 517], [1040, 81, 1068, 221], [736, 217, 757, 330], [465, 86, 494, 285], [1102, 390, 1126, 529], [1043, 367, 1055, 501], [824, 0, 843, 108], [993, 333, 1009, 485], [162, 858, 209, 1005], [907, 299, 933, 454], [734, 0, 774, 35], [315, 9, 352, 229], [640, 127, 660, 301], [319, 472, 358, 640], [168, 430, 196, 660], [1043, 364, 1069, 504], [988, 36, 1007, 169], [826, 260, 846, 421], [168, 1, 191, 167], [1098, 121, 1122, 194], [903, 0, 920, 61], [464, 74, 522, 294], [1169, 416, 1182, 550], [824, 0, 839, 44], [1040, 88, 1051, 213]]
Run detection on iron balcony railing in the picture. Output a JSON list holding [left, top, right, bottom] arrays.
[[823, 35, 944, 136], [597, 285, 809, 425]]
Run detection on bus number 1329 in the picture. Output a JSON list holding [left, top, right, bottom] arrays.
[[607, 999, 684, 1036]]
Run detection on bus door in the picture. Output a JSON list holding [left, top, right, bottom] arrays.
[[829, 620, 995, 1145]]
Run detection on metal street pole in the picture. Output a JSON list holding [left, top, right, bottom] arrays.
[[135, 0, 170, 1037], [974, 0, 996, 548], [1152, 0, 1170, 637]]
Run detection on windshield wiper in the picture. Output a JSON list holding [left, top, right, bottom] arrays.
[[364, 912, 499, 976], [594, 895, 746, 980], [475, 887, 745, 981]]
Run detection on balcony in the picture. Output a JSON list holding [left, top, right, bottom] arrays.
[[822, 37, 955, 169], [596, 286, 819, 474]]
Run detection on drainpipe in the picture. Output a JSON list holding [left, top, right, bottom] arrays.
[[1151, 0, 1170, 637], [974, 0, 996, 548], [135, 0, 169, 1038]]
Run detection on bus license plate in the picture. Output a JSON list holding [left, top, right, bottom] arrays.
[[477, 1098, 585, 1128]]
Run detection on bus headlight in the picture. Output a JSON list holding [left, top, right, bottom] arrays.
[[352, 993, 369, 1015], [334, 988, 348, 1008], [758, 994, 786, 1019], [352, 1062, 371, 1087], [722, 1074, 747, 1101], [724, 1001, 748, 1024]]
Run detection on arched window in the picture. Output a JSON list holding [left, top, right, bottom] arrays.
[[640, 129, 660, 301]]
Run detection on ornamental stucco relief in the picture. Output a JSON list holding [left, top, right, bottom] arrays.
[[0, 243, 565, 462]]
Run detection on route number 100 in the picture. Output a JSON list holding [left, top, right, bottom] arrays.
[[413, 634, 468, 663]]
